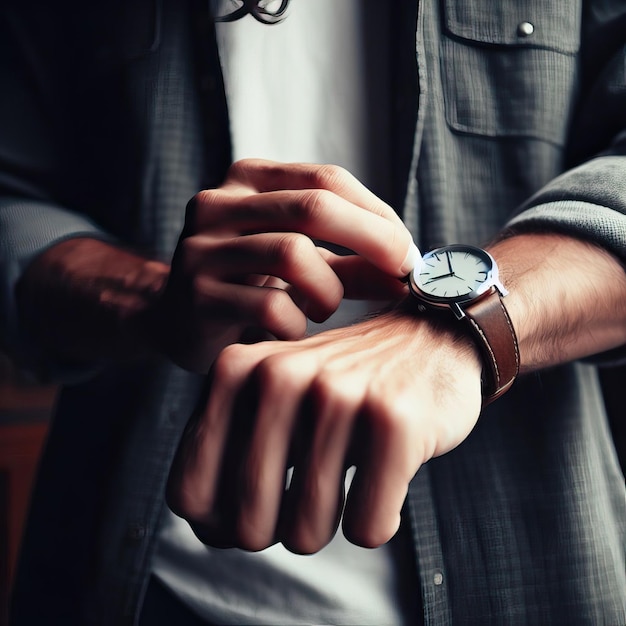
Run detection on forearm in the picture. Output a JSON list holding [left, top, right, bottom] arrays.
[[487, 232, 626, 373], [16, 237, 170, 364], [387, 231, 626, 381]]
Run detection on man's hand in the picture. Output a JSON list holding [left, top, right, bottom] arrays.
[[16, 160, 416, 372], [156, 159, 415, 371], [166, 232, 626, 555], [166, 310, 483, 554]]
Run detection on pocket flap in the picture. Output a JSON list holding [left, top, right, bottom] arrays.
[[443, 1, 580, 54]]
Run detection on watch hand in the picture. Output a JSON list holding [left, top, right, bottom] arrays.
[[424, 272, 454, 284], [446, 250, 453, 273]]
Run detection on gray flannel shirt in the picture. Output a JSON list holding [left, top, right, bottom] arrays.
[[1, 0, 625, 624]]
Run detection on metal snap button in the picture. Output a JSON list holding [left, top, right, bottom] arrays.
[[517, 21, 534, 37]]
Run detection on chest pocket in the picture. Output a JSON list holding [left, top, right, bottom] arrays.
[[440, 0, 581, 146]]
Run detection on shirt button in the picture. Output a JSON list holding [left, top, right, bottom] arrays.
[[126, 524, 146, 541], [433, 571, 444, 586], [517, 21, 534, 37]]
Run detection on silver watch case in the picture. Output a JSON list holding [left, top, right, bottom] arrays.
[[407, 244, 508, 320]]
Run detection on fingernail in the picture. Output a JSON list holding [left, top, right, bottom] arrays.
[[400, 241, 422, 275]]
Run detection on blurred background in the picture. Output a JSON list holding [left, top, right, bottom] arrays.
[[0, 350, 56, 626]]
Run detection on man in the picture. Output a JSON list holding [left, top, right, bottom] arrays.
[[2, 1, 625, 624]]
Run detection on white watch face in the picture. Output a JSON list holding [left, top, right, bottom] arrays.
[[413, 245, 493, 300]]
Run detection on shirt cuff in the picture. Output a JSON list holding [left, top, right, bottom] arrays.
[[506, 200, 626, 265], [0, 197, 115, 382]]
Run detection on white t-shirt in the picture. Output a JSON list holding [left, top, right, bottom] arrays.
[[153, 3, 417, 624]]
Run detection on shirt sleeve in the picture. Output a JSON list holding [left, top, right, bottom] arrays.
[[506, 155, 626, 263], [505, 158, 626, 366], [0, 198, 113, 381], [0, 9, 115, 381]]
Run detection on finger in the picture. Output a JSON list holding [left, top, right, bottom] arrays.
[[223, 159, 406, 228], [187, 233, 344, 321], [171, 275, 334, 375], [280, 371, 365, 554], [233, 351, 316, 551], [190, 276, 309, 340], [319, 249, 409, 300], [196, 188, 414, 278], [168, 341, 308, 548], [192, 159, 417, 277], [342, 399, 418, 548], [258, 275, 289, 289], [166, 343, 263, 527]]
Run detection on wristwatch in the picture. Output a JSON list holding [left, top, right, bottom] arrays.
[[407, 244, 519, 403]]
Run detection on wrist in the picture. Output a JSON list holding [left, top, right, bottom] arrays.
[[488, 233, 626, 371], [404, 244, 519, 402], [381, 302, 484, 379]]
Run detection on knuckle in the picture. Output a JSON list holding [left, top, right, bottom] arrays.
[[364, 389, 406, 430], [273, 233, 315, 270], [374, 405, 405, 436], [185, 190, 226, 232], [309, 373, 335, 407], [227, 158, 269, 186], [343, 519, 397, 549], [213, 343, 249, 378], [256, 288, 293, 328], [234, 510, 273, 554], [299, 188, 334, 223], [235, 527, 273, 553], [166, 480, 212, 523], [217, 341, 249, 364], [364, 389, 424, 473], [308, 163, 351, 191], [310, 372, 357, 412], [254, 352, 300, 391], [190, 188, 218, 211], [282, 527, 328, 556], [227, 158, 252, 178]]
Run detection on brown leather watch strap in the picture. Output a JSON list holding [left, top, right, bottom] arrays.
[[463, 289, 519, 403]]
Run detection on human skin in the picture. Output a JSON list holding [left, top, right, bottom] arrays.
[[16, 160, 415, 372], [16, 160, 626, 555], [166, 223, 626, 554]]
